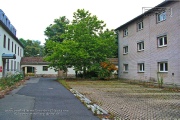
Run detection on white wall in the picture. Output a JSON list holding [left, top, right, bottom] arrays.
[[0, 26, 23, 77]]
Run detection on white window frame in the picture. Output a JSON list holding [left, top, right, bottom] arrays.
[[158, 35, 167, 47], [123, 46, 128, 54], [137, 41, 144, 51], [138, 63, 144, 72], [157, 11, 166, 22], [158, 62, 168, 72], [123, 64, 128, 72], [137, 21, 143, 31], [123, 28, 128, 37]]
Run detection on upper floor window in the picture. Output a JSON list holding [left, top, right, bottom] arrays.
[[12, 42, 14, 52], [8, 38, 10, 50], [158, 35, 167, 47], [137, 21, 143, 31], [123, 46, 128, 54], [137, 41, 144, 51], [158, 62, 168, 72], [3, 35, 6, 48], [123, 28, 128, 37], [157, 11, 166, 22], [15, 44, 16, 54]]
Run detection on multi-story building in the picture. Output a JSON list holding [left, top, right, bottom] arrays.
[[0, 9, 24, 77], [115, 1, 180, 84]]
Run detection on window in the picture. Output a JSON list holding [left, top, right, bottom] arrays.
[[3, 35, 6, 48], [15, 44, 16, 54], [7, 59, 9, 71], [138, 63, 144, 72], [123, 64, 128, 72], [11, 60, 13, 71], [43, 66, 48, 71], [158, 62, 168, 72], [8, 38, 10, 50], [14, 61, 16, 71], [18, 47, 19, 56], [123, 28, 128, 37], [20, 49, 22, 57], [158, 35, 167, 47], [137, 41, 144, 51], [12, 42, 13, 52], [157, 11, 166, 22], [137, 21, 143, 31], [123, 46, 128, 54]]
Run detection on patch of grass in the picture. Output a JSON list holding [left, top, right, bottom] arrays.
[[57, 79, 71, 89]]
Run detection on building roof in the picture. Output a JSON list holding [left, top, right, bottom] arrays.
[[0, 17, 24, 48], [115, 0, 174, 31], [21, 57, 50, 65]]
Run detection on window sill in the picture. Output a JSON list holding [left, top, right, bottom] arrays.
[[158, 45, 167, 48], [157, 19, 166, 23], [158, 71, 168, 73], [137, 28, 143, 31], [138, 71, 145, 73], [123, 71, 128, 73], [123, 53, 128, 55], [137, 49, 144, 52]]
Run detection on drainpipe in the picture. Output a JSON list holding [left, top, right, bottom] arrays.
[[116, 30, 121, 79]]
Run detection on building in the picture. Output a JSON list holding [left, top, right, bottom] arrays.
[[115, 1, 180, 84], [21, 57, 75, 78], [0, 9, 24, 78]]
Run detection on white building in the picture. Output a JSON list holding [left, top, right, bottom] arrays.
[[0, 9, 24, 77]]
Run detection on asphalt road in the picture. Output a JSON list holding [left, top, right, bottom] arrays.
[[0, 78, 99, 120]]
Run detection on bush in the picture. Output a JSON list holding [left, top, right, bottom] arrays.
[[0, 73, 24, 89]]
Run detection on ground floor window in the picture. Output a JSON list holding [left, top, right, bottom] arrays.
[[158, 62, 168, 72], [43, 66, 48, 71], [138, 63, 144, 72], [123, 64, 128, 72]]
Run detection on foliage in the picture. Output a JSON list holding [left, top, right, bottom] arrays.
[[19, 38, 44, 57], [44, 9, 117, 78], [157, 72, 164, 88], [0, 73, 24, 89]]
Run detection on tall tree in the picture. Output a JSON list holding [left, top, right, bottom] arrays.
[[19, 38, 44, 57], [45, 9, 117, 77]]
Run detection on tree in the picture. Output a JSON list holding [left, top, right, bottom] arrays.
[[45, 9, 117, 78], [19, 38, 44, 57]]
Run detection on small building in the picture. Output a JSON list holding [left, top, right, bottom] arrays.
[[21, 57, 58, 77], [115, 1, 180, 84], [0, 9, 24, 78]]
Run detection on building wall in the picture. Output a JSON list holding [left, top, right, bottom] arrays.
[[0, 27, 24, 77], [0, 10, 23, 78], [118, 2, 180, 84]]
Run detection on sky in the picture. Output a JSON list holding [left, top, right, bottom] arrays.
[[0, 0, 164, 45]]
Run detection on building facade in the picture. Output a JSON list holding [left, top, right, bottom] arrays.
[[116, 1, 180, 84], [0, 9, 24, 77]]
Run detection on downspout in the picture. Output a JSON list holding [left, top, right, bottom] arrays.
[[116, 30, 121, 79]]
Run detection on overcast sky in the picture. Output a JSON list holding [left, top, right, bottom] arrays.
[[0, 0, 164, 44]]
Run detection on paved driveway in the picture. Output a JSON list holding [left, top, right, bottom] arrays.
[[0, 78, 99, 120]]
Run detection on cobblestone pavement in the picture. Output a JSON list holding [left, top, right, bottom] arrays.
[[66, 80, 180, 120]]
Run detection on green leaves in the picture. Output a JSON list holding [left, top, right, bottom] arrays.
[[44, 9, 117, 78]]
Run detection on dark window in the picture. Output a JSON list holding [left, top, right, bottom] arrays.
[[8, 38, 10, 50], [15, 44, 16, 54], [12, 42, 14, 52], [3, 35, 6, 48], [43, 66, 48, 71]]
